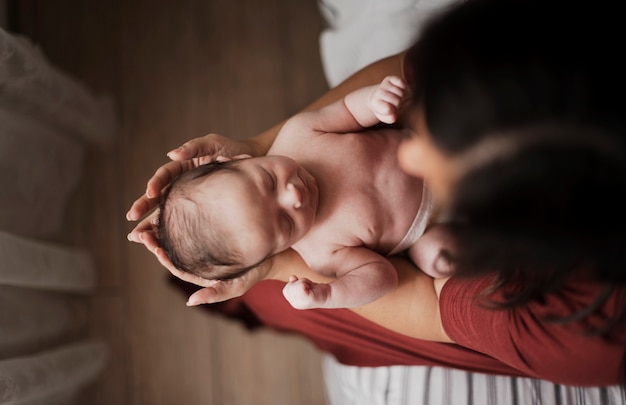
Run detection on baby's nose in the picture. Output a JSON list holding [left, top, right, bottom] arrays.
[[280, 182, 302, 209]]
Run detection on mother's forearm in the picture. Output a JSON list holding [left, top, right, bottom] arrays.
[[269, 249, 451, 342], [351, 255, 453, 343]]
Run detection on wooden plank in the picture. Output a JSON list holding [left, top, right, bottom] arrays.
[[0, 231, 95, 292], [0, 340, 108, 404], [13, 1, 330, 403], [0, 286, 88, 359]]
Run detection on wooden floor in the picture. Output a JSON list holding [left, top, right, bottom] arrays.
[[10, 1, 330, 404]]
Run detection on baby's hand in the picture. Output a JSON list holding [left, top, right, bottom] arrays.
[[282, 275, 331, 310], [370, 76, 407, 124]]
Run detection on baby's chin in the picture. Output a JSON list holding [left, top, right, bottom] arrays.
[[289, 221, 315, 250], [302, 172, 320, 214]]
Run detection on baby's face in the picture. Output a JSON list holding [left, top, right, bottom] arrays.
[[199, 155, 319, 267]]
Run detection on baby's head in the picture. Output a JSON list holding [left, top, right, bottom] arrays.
[[158, 155, 319, 279]]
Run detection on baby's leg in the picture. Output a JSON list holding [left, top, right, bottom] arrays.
[[408, 224, 456, 279]]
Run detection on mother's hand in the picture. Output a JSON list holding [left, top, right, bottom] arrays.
[[126, 132, 265, 262], [151, 239, 274, 306], [127, 224, 261, 308], [126, 128, 281, 307], [128, 220, 266, 305], [126, 133, 260, 222]]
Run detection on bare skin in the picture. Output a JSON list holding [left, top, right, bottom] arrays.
[[126, 52, 453, 342], [126, 53, 409, 222], [269, 76, 425, 308], [151, 244, 451, 343], [177, 76, 424, 309]]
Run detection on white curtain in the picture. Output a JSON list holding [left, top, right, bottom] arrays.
[[0, 27, 113, 404]]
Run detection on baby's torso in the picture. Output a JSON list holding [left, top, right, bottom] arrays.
[[270, 127, 427, 274]]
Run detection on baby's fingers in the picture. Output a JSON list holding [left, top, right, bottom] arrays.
[[379, 90, 403, 106], [381, 75, 406, 94], [372, 99, 400, 124]]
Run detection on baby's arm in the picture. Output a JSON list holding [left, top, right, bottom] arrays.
[[344, 75, 407, 127], [280, 76, 406, 139], [282, 247, 398, 309]]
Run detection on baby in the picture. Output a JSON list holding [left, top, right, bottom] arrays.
[[158, 76, 447, 310]]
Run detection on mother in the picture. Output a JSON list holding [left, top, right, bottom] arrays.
[[127, 0, 626, 387]]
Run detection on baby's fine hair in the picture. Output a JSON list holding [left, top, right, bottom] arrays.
[[158, 161, 256, 279]]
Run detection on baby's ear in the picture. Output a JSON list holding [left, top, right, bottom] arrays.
[[215, 154, 252, 162]]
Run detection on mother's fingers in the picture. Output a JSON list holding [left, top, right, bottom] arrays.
[[154, 247, 215, 287], [186, 288, 218, 306], [167, 133, 230, 160], [141, 228, 161, 252], [126, 159, 192, 221], [186, 285, 233, 305], [143, 133, 252, 203], [186, 277, 250, 305], [127, 210, 215, 289], [127, 210, 159, 241], [126, 194, 159, 221], [145, 159, 196, 199]]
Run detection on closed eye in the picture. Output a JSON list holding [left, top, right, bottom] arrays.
[[262, 168, 275, 191], [282, 212, 293, 239]]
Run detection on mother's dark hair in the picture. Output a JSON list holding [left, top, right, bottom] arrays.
[[407, 0, 625, 148], [444, 126, 626, 298], [405, 0, 626, 332]]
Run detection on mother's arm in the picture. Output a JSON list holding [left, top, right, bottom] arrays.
[[125, 51, 452, 340], [167, 245, 453, 343], [352, 255, 453, 342], [126, 52, 410, 309]]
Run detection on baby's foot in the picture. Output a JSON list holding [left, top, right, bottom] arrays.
[[282, 275, 331, 310], [370, 75, 407, 124]]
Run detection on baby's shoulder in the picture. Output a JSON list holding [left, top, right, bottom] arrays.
[[298, 220, 371, 256], [272, 114, 320, 150]]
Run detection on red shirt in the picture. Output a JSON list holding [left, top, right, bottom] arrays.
[[195, 275, 624, 387], [440, 275, 625, 386]]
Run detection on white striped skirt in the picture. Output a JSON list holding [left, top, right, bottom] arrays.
[[323, 354, 626, 405]]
